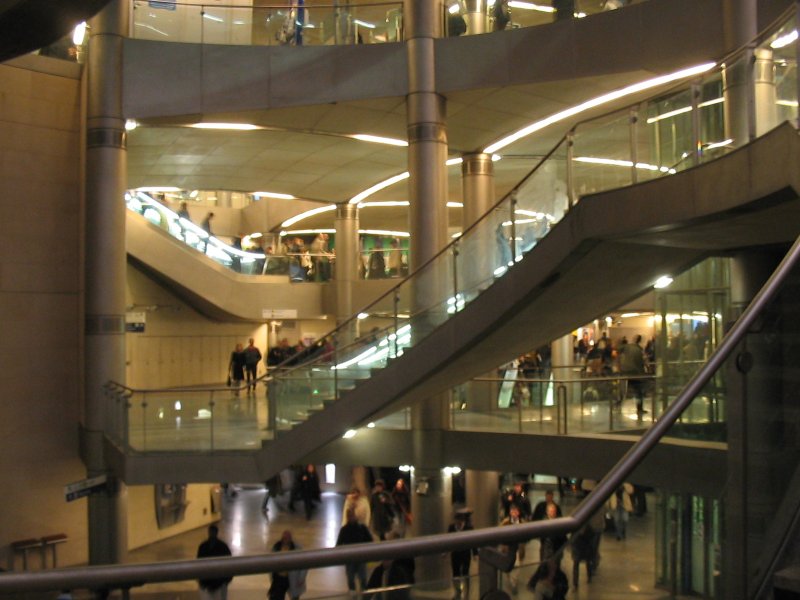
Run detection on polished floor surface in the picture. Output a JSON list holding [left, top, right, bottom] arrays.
[[128, 486, 680, 599]]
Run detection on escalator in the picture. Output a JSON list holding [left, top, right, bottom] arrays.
[[125, 192, 326, 321], [252, 122, 800, 478]]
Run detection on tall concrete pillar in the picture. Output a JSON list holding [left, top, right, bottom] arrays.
[[464, 0, 488, 35], [405, 0, 451, 586], [753, 48, 778, 136], [722, 0, 757, 146], [466, 470, 500, 530], [724, 249, 782, 599], [551, 335, 575, 419], [85, 0, 129, 564], [334, 203, 360, 348]]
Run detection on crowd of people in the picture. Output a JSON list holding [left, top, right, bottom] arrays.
[[197, 473, 648, 600]]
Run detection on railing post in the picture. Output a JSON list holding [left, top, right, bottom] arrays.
[[557, 384, 567, 435], [141, 393, 148, 451], [123, 391, 132, 451], [629, 107, 639, 184], [392, 289, 400, 359], [691, 82, 702, 165], [333, 331, 339, 400], [566, 130, 575, 208], [509, 191, 517, 264], [209, 391, 215, 451], [452, 240, 459, 311]]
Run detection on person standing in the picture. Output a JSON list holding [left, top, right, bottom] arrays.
[[336, 507, 374, 593], [609, 483, 635, 540], [243, 338, 262, 394], [391, 478, 412, 534], [370, 479, 396, 540], [298, 464, 321, 520], [341, 487, 371, 527], [228, 343, 246, 395], [448, 509, 475, 599], [196, 525, 232, 600], [201, 212, 215, 254], [619, 334, 647, 416], [268, 530, 306, 600]]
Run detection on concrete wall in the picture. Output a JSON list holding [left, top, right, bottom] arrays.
[[0, 55, 88, 569], [126, 263, 333, 387]]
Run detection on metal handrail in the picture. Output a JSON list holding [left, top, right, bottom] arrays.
[[7, 233, 800, 593]]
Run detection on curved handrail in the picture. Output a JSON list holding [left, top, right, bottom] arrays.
[[10, 232, 800, 594]]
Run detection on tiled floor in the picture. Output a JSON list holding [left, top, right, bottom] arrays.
[[128, 486, 675, 599]]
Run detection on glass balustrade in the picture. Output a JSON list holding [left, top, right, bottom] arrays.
[[131, 1, 405, 46], [108, 9, 798, 453]]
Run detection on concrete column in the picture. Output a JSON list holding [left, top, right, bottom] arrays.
[[334, 204, 360, 348], [724, 249, 782, 599], [551, 335, 575, 426], [466, 470, 500, 530], [753, 48, 778, 136], [722, 0, 757, 146], [405, 0, 451, 587], [85, 0, 129, 565], [464, 0, 488, 35]]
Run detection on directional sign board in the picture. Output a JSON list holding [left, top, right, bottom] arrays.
[[65, 475, 108, 502]]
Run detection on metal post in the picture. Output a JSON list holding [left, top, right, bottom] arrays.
[[209, 392, 215, 451], [566, 130, 575, 208], [509, 192, 517, 264], [452, 241, 459, 310], [557, 384, 567, 435], [691, 82, 702, 165], [141, 394, 148, 450], [629, 107, 639, 184], [333, 332, 339, 399], [393, 289, 400, 358]]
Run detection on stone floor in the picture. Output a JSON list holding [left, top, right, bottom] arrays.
[[127, 486, 676, 599]]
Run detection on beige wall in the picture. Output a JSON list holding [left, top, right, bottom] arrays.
[[0, 56, 88, 568], [127, 484, 219, 551]]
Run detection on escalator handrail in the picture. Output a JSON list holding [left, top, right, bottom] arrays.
[[13, 232, 800, 594]]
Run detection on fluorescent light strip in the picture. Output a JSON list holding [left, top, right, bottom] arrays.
[[353, 19, 376, 29], [134, 22, 169, 37], [360, 229, 410, 237], [484, 62, 716, 154], [447, 202, 464, 208], [771, 29, 798, 49], [351, 134, 408, 147], [349, 172, 410, 205], [135, 186, 182, 193], [280, 229, 336, 236], [574, 156, 676, 174], [646, 97, 724, 124], [777, 99, 799, 107], [358, 201, 409, 208], [508, 1, 555, 12], [704, 138, 733, 150], [202, 13, 224, 23], [280, 204, 337, 228], [189, 123, 262, 130], [446, 158, 464, 166], [253, 191, 295, 200]]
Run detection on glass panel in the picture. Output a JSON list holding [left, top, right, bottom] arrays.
[[571, 110, 635, 197], [131, 1, 405, 46], [514, 150, 567, 257], [764, 19, 799, 125], [642, 88, 696, 174]]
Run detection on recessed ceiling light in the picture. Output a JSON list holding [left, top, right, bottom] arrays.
[[189, 123, 262, 131]]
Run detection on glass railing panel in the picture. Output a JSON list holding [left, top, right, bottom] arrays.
[[763, 19, 799, 126], [571, 109, 635, 196], [513, 148, 567, 257], [131, 1, 405, 46], [132, 1, 204, 44], [126, 389, 267, 451]]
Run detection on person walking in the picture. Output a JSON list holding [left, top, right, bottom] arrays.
[[243, 337, 262, 394], [336, 507, 374, 593], [196, 525, 232, 600], [268, 531, 306, 600], [608, 483, 635, 540]]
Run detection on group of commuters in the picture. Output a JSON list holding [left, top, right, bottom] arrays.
[[227, 338, 263, 395], [361, 238, 406, 280], [198, 474, 645, 600]]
